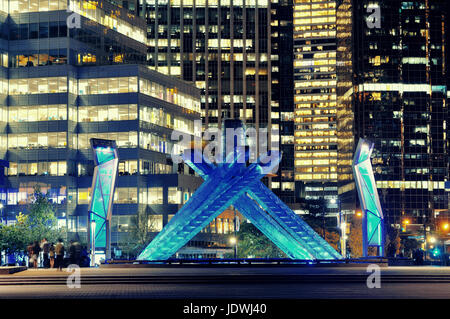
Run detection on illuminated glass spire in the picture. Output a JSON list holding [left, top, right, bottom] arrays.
[[352, 138, 384, 257], [88, 139, 119, 249]]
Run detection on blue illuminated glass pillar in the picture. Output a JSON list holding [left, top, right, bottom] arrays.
[[353, 138, 385, 257], [88, 139, 119, 260]]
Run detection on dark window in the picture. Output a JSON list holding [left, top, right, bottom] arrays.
[[19, 24, 28, 40], [39, 22, 48, 38], [49, 21, 58, 38], [59, 21, 67, 37], [10, 23, 18, 40], [29, 23, 38, 39]]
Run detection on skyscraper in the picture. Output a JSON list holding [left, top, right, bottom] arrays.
[[293, 0, 339, 213], [139, 0, 300, 205], [0, 0, 210, 256], [338, 0, 449, 232]]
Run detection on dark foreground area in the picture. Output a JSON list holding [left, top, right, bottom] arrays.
[[0, 266, 449, 299]]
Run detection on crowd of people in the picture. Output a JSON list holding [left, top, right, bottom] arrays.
[[26, 238, 90, 270]]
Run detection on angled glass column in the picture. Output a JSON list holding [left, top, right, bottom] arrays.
[[353, 138, 385, 257], [88, 139, 119, 259]]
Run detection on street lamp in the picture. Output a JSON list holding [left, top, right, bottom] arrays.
[[229, 236, 237, 259], [90, 220, 96, 267], [0, 203, 4, 225], [330, 198, 346, 257]]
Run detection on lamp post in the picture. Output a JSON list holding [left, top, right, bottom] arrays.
[[0, 203, 4, 225], [90, 220, 96, 267], [331, 198, 346, 257], [229, 237, 237, 259]]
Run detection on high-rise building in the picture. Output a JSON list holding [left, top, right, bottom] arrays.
[[139, 0, 300, 204], [0, 0, 234, 257], [337, 0, 449, 232], [293, 0, 339, 213]]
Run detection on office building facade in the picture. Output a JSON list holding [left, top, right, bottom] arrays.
[[0, 0, 240, 258], [337, 0, 449, 232], [137, 0, 299, 205], [293, 0, 339, 214]]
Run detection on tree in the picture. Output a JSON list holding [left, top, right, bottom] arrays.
[[347, 217, 363, 258], [302, 214, 340, 251], [385, 226, 401, 257], [299, 198, 327, 237], [400, 237, 420, 258], [119, 208, 158, 259], [26, 186, 65, 244], [0, 213, 29, 255], [232, 221, 286, 258]]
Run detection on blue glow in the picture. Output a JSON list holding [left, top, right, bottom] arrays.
[[138, 122, 342, 261]]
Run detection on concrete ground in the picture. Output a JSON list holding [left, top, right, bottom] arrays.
[[0, 266, 449, 299]]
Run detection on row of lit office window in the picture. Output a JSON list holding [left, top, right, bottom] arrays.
[[8, 132, 67, 149], [294, 10, 335, 18], [294, 31, 336, 39], [78, 105, 137, 122], [294, 17, 336, 25], [11, 52, 67, 67], [5, 75, 200, 115], [7, 105, 67, 122], [295, 173, 338, 181], [294, 1, 336, 9], [78, 77, 138, 95], [140, 106, 194, 134], [5, 188, 66, 205], [139, 132, 172, 154], [295, 151, 337, 158], [77, 132, 137, 149], [149, 52, 268, 64], [295, 159, 337, 166], [270, 182, 295, 191], [77, 187, 188, 205], [5, 103, 194, 134], [70, 0, 146, 44], [294, 59, 336, 67], [4, 131, 176, 154], [139, 78, 200, 113], [78, 160, 138, 177], [146, 0, 269, 7], [77, 160, 172, 176], [1, 0, 66, 13], [78, 77, 200, 114], [295, 94, 336, 102], [8, 161, 67, 177], [8, 77, 67, 95], [295, 137, 337, 145], [295, 116, 336, 123], [296, 166, 337, 173], [295, 145, 338, 151], [376, 181, 447, 190], [295, 80, 336, 88], [78, 187, 139, 205]]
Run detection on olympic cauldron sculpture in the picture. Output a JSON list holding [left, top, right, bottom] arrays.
[[138, 120, 342, 261]]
